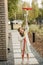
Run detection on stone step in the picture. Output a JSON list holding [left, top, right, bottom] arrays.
[[13, 45, 20, 49], [13, 49, 21, 53], [13, 47, 32, 53], [11, 30, 43, 65], [14, 58, 39, 65], [12, 37, 19, 39], [13, 53, 35, 58], [12, 40, 19, 43], [13, 48, 20, 51], [12, 35, 18, 37], [13, 43, 20, 45], [13, 44, 20, 45]]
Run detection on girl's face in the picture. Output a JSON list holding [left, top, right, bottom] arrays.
[[19, 28, 24, 34]]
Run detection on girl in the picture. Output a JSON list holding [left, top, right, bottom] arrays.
[[18, 27, 29, 64]]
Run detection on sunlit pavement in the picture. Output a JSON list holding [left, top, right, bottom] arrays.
[[0, 30, 43, 65]]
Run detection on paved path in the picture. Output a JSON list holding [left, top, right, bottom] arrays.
[[0, 30, 43, 65], [8, 30, 43, 65]]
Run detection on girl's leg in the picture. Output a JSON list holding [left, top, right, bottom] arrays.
[[21, 51, 24, 63], [27, 54, 29, 59], [27, 54, 29, 63]]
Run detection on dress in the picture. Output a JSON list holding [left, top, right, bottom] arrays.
[[18, 25, 30, 54], [24, 24, 30, 54]]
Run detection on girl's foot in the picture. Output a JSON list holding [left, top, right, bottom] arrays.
[[21, 60, 24, 65], [27, 60, 29, 64]]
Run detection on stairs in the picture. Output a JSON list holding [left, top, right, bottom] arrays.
[[11, 30, 43, 65]]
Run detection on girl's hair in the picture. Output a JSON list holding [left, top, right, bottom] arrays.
[[18, 27, 25, 32], [18, 27, 20, 32]]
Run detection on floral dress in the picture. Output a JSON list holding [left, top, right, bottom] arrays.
[[18, 31, 30, 54]]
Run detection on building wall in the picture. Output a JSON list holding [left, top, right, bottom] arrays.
[[0, 0, 8, 60]]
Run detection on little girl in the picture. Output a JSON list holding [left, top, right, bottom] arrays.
[[18, 27, 29, 64]]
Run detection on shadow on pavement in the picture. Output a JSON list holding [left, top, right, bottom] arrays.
[[6, 33, 14, 65], [29, 45, 43, 65]]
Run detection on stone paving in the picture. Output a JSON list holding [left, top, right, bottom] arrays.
[[0, 30, 43, 65]]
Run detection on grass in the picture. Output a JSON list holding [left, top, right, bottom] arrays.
[[29, 24, 43, 57], [29, 24, 43, 35]]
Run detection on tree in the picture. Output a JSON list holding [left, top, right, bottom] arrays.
[[22, 2, 30, 26], [8, 0, 20, 20], [41, 0, 43, 17], [22, 2, 30, 20], [30, 0, 39, 20], [41, 0, 43, 8], [22, 2, 30, 14], [16, 1, 24, 20]]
